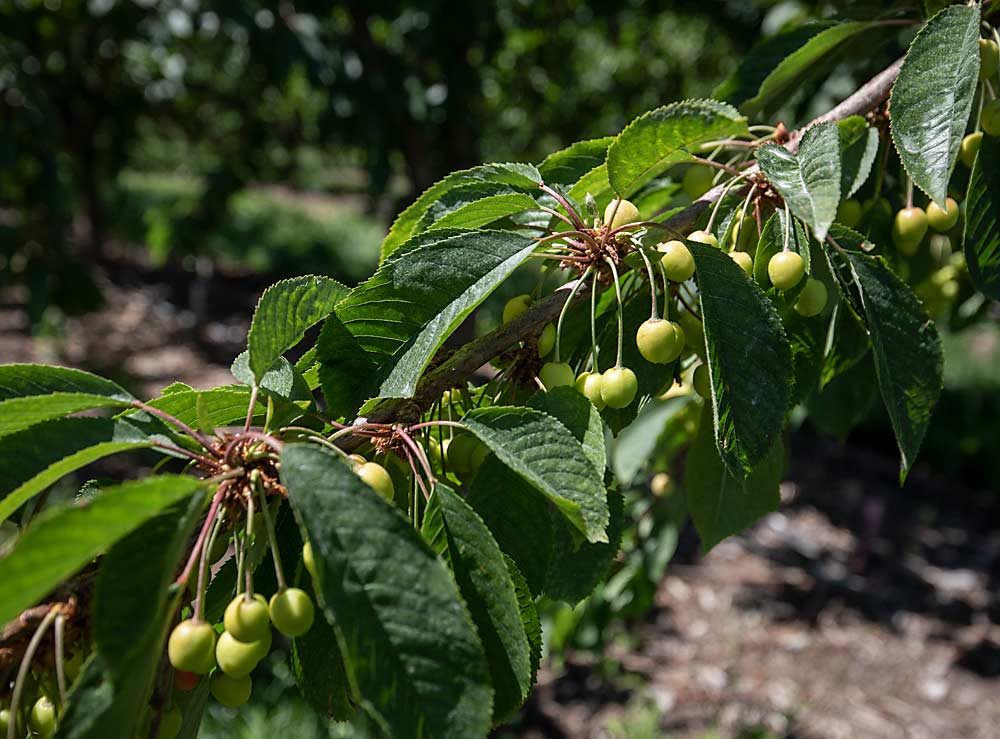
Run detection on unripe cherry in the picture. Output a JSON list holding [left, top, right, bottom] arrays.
[[539, 361, 575, 389], [357, 461, 394, 500], [29, 696, 56, 738], [216, 630, 270, 678], [160, 706, 183, 739], [730, 251, 753, 276], [892, 207, 928, 256], [981, 99, 1000, 136], [224, 593, 270, 643], [687, 230, 718, 247], [574, 371, 606, 410], [168, 619, 216, 675], [677, 310, 704, 352], [767, 251, 804, 290], [926, 197, 959, 232], [658, 240, 695, 282], [693, 364, 711, 399], [837, 198, 863, 228], [980, 39, 999, 81], [682, 166, 715, 199], [210, 672, 252, 709], [269, 587, 315, 637], [794, 278, 828, 317], [604, 199, 640, 230], [960, 132, 983, 168], [502, 294, 532, 324], [636, 319, 685, 364], [536, 323, 556, 358], [302, 541, 317, 581], [601, 366, 638, 409]]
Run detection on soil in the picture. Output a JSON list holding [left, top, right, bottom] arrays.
[[2, 260, 998, 739]]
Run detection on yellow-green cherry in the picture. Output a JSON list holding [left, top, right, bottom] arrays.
[[159, 707, 183, 739], [216, 631, 269, 678], [687, 230, 718, 247], [960, 132, 983, 168], [926, 198, 959, 232], [224, 593, 270, 643], [767, 251, 804, 290], [837, 198, 862, 228], [536, 323, 556, 357], [682, 166, 715, 199], [892, 207, 928, 256], [636, 319, 685, 364], [29, 696, 56, 738], [574, 371, 606, 410], [211, 672, 252, 708], [693, 364, 711, 399], [269, 587, 315, 637], [658, 240, 695, 282], [357, 461, 394, 500], [730, 251, 753, 276], [980, 39, 999, 81], [168, 619, 217, 674], [981, 99, 1000, 136], [677, 310, 704, 351], [539, 361, 575, 389], [794, 279, 828, 317], [601, 366, 638, 408], [502, 294, 532, 324], [302, 541, 317, 581], [604, 198, 640, 230]]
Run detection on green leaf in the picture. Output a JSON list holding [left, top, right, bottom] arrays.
[[0, 417, 156, 522], [610, 396, 692, 486], [318, 229, 537, 418], [807, 354, 880, 439], [281, 444, 492, 739], [0, 364, 132, 402], [607, 99, 749, 197], [247, 275, 349, 383], [0, 393, 134, 438], [889, 4, 981, 207], [435, 484, 532, 724], [684, 405, 783, 551], [690, 242, 792, 477], [756, 122, 841, 241], [820, 301, 871, 387], [964, 132, 1000, 299], [539, 137, 614, 187], [0, 475, 202, 628], [504, 555, 541, 685], [138, 386, 265, 429], [527, 387, 605, 475], [380, 163, 541, 261], [838, 116, 880, 199], [54, 489, 206, 739], [736, 22, 880, 117], [844, 251, 943, 481], [418, 185, 539, 231], [462, 405, 609, 544], [567, 163, 612, 214]]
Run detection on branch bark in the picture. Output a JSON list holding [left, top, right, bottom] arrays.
[[363, 55, 905, 426]]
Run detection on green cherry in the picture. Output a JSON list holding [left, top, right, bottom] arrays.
[[926, 198, 959, 232], [224, 594, 270, 643], [729, 215, 756, 253], [767, 251, 804, 290], [687, 230, 718, 248], [216, 630, 270, 678], [677, 310, 704, 352], [160, 706, 183, 739], [574, 371, 606, 410], [211, 672, 252, 709], [658, 240, 695, 282], [892, 207, 928, 256], [682, 166, 715, 199], [980, 39, 999, 81], [29, 696, 56, 738], [837, 198, 863, 228], [604, 199, 640, 230], [168, 619, 217, 674], [601, 366, 638, 409], [539, 361, 575, 389], [693, 364, 711, 399], [357, 461, 394, 500], [636, 319, 685, 364], [794, 278, 828, 317], [960, 132, 983, 168], [981, 99, 1000, 136], [502, 294, 532, 324], [302, 541, 317, 581], [537, 323, 556, 357], [269, 588, 315, 637], [730, 251, 753, 276]]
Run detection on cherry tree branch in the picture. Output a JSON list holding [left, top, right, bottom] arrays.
[[361, 55, 905, 427]]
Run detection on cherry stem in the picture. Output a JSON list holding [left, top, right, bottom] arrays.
[[131, 401, 218, 455], [9, 606, 58, 739], [676, 285, 702, 321], [590, 269, 600, 369], [637, 249, 659, 321], [536, 205, 577, 229], [178, 486, 226, 588], [733, 183, 758, 250], [243, 385, 259, 434], [783, 204, 792, 252], [554, 270, 591, 363], [54, 612, 67, 704], [605, 257, 625, 367], [658, 261, 671, 320], [906, 176, 914, 209], [538, 182, 587, 230], [397, 425, 435, 490], [242, 487, 256, 601], [252, 470, 286, 592], [706, 171, 752, 234], [151, 441, 217, 467], [408, 420, 464, 432]]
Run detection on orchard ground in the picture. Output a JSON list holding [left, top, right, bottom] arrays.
[[2, 246, 997, 739]]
